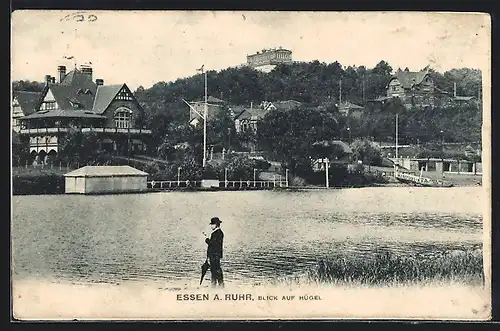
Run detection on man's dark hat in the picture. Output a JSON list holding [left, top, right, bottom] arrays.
[[210, 217, 222, 225]]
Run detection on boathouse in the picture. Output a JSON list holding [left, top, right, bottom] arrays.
[[64, 166, 148, 194]]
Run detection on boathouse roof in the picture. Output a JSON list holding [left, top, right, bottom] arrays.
[[64, 165, 149, 178]]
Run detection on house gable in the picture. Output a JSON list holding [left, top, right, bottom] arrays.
[[38, 88, 60, 111], [12, 96, 23, 118], [115, 84, 135, 101], [95, 84, 144, 128]]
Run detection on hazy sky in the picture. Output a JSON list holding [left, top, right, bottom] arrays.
[[11, 11, 490, 90]]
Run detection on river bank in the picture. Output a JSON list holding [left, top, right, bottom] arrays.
[[12, 279, 490, 320], [12, 167, 482, 195]]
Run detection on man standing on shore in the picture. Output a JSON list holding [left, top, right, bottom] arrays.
[[204, 217, 224, 287]]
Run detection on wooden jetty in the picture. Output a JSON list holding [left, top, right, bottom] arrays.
[[394, 171, 453, 188]]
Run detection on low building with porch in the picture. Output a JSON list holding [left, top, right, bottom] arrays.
[[392, 157, 482, 175], [17, 64, 152, 164]]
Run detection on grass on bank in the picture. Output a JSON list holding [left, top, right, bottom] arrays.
[[275, 249, 484, 287]]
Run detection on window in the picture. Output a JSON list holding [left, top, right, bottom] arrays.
[[392, 86, 398, 92], [114, 107, 133, 128], [41, 101, 57, 110]]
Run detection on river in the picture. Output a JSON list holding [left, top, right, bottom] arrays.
[[11, 187, 484, 287]]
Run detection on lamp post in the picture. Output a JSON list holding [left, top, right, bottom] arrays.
[[177, 166, 182, 186], [440, 130, 444, 175], [325, 158, 330, 188], [285, 168, 289, 187], [347, 127, 351, 144], [253, 168, 257, 187]]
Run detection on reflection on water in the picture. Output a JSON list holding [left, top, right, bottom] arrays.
[[11, 188, 483, 286]]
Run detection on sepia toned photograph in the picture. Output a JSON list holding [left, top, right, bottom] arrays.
[[11, 10, 491, 320]]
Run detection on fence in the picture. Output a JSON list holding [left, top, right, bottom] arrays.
[[147, 179, 289, 190]]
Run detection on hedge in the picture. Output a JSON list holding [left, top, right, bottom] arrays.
[[12, 173, 65, 195]]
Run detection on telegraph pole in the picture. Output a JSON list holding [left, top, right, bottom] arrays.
[[339, 79, 342, 105], [395, 113, 399, 161]]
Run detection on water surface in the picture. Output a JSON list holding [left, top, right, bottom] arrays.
[[12, 187, 484, 286]]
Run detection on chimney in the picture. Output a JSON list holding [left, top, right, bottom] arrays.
[[96, 79, 104, 86], [45, 75, 52, 86], [453, 82, 457, 98], [51, 77, 56, 84], [80, 66, 93, 82], [58, 65, 66, 83]]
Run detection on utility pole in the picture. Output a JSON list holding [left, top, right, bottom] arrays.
[[362, 78, 365, 103], [339, 79, 342, 105], [395, 113, 399, 161]]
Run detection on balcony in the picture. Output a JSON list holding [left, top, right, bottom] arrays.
[[19, 127, 152, 135], [19, 128, 70, 134]]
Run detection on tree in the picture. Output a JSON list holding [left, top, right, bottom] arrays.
[[58, 129, 101, 165], [12, 80, 45, 92], [257, 107, 340, 175], [350, 138, 383, 169], [207, 105, 235, 150], [372, 60, 393, 76]]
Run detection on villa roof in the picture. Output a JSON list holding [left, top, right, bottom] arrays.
[[20, 109, 106, 120], [48, 84, 98, 111], [13, 91, 42, 116], [389, 68, 430, 89], [92, 84, 124, 114], [22, 67, 138, 121], [234, 107, 268, 121], [60, 68, 97, 88]]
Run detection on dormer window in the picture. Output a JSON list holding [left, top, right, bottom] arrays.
[[84, 89, 93, 95]]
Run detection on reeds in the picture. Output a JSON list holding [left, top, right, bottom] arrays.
[[306, 249, 484, 286]]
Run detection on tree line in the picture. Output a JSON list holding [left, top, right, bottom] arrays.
[[12, 60, 482, 180]]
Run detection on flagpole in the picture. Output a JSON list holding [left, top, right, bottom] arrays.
[[203, 68, 208, 168]]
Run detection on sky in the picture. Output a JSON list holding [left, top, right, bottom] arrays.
[[11, 11, 491, 91]]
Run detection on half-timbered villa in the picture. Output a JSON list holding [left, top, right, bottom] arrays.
[[18, 64, 151, 164]]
